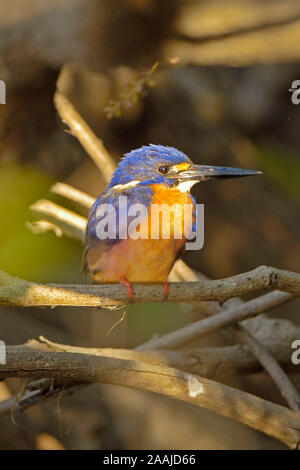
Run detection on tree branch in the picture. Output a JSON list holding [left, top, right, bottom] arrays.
[[1, 345, 300, 449], [231, 323, 300, 412], [50, 182, 94, 209], [54, 92, 116, 180], [137, 290, 294, 350], [30, 199, 86, 241], [173, 13, 300, 44], [0, 267, 298, 309], [34, 334, 300, 379]]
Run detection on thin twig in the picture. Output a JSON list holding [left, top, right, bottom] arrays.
[[137, 290, 294, 350], [54, 92, 116, 180], [50, 182, 95, 209], [54, 91, 115, 180], [0, 379, 84, 417], [26, 220, 64, 238], [173, 13, 300, 44], [30, 199, 86, 241]]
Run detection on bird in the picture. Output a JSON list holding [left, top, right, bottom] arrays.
[[82, 144, 261, 301]]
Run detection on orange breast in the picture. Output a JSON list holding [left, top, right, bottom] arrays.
[[147, 184, 194, 240], [91, 184, 194, 283]]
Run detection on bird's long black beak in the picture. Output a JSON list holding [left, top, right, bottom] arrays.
[[179, 164, 262, 181]]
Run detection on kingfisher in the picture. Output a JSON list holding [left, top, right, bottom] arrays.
[[82, 144, 261, 301]]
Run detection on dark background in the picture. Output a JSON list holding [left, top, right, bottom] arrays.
[[0, 0, 299, 449]]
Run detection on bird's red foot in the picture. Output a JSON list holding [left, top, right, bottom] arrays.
[[120, 276, 134, 304], [162, 280, 169, 302]]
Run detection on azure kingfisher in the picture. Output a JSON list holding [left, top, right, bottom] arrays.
[[82, 144, 261, 301]]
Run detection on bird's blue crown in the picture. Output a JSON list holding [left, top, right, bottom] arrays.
[[108, 144, 189, 188]]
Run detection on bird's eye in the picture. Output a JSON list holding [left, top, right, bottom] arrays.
[[158, 165, 170, 175]]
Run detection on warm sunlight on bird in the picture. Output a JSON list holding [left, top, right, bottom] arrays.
[[82, 144, 261, 301]]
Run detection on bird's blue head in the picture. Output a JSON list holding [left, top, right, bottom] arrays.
[[108, 144, 191, 189], [107, 144, 261, 193]]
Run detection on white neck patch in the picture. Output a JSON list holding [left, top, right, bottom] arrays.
[[112, 180, 140, 191], [177, 180, 199, 193]]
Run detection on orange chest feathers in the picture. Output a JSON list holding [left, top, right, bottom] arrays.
[[143, 184, 195, 239]]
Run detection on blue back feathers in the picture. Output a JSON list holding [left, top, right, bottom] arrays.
[[86, 184, 153, 242]]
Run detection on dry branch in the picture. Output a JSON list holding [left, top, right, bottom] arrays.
[[50, 182, 95, 209], [30, 199, 86, 241], [139, 281, 300, 410], [54, 92, 116, 180], [1, 345, 300, 449], [1, 331, 299, 418], [36, 335, 300, 380], [232, 324, 300, 412], [137, 290, 294, 350], [0, 267, 298, 309], [165, 17, 300, 66], [1, 264, 299, 415]]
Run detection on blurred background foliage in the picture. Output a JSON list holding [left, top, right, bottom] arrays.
[[0, 0, 299, 450]]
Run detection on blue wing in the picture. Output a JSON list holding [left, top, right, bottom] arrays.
[[82, 184, 153, 275]]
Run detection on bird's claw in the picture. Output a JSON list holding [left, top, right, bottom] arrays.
[[162, 280, 169, 302], [120, 276, 134, 304]]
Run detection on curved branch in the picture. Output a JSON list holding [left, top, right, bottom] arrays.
[[1, 346, 300, 449], [30, 199, 86, 241]]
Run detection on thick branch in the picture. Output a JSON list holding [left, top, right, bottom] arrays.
[[0, 267, 297, 309], [36, 335, 300, 380], [1, 346, 300, 449]]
